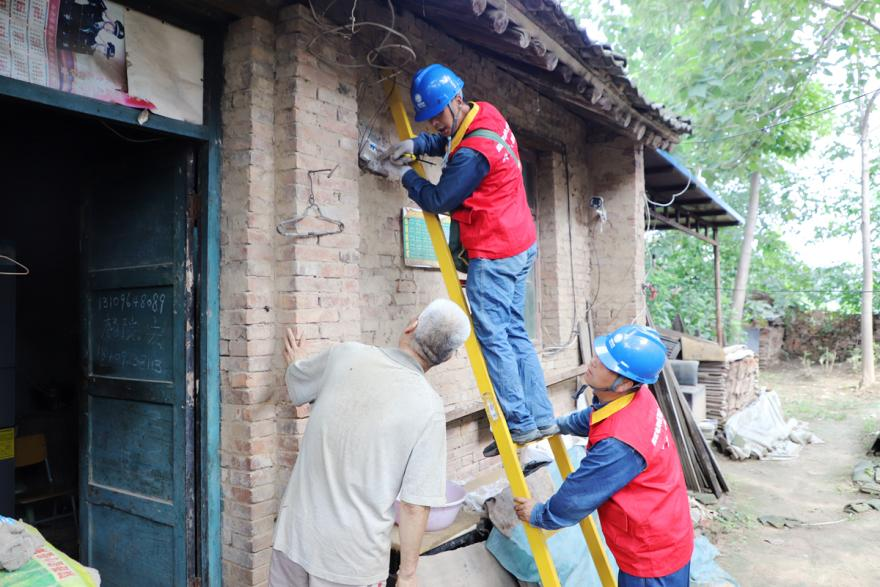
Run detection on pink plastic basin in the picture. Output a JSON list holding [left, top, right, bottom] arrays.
[[393, 481, 467, 532]]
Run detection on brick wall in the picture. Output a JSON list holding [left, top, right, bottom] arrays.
[[220, 16, 278, 587], [271, 4, 363, 500], [585, 137, 648, 334], [218, 3, 647, 585]]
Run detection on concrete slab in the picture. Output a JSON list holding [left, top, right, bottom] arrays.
[[416, 541, 519, 587]]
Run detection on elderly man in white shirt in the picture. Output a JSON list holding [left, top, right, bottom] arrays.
[[270, 299, 471, 587]]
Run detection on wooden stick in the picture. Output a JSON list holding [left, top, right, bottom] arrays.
[[576, 76, 591, 94], [666, 362, 724, 496], [511, 25, 531, 48], [558, 63, 574, 83], [530, 38, 547, 57], [487, 8, 510, 34]]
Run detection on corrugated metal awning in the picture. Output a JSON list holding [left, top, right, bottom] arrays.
[[645, 148, 743, 242]]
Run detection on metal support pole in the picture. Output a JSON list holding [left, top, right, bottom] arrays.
[[713, 226, 724, 346]]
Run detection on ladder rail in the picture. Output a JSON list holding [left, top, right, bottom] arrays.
[[383, 79, 615, 587], [548, 435, 617, 586]]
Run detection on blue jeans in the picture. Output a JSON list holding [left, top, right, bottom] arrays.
[[618, 563, 690, 587], [466, 243, 554, 433]]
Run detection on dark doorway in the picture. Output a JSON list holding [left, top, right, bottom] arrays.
[[0, 98, 198, 586]]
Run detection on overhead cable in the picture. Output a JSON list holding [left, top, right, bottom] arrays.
[[689, 87, 880, 145]]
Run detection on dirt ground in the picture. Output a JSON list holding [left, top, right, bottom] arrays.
[[706, 360, 880, 586]]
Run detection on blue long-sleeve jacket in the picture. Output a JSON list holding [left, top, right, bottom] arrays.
[[401, 131, 489, 214], [530, 396, 647, 530]]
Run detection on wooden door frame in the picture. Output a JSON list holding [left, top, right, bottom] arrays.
[[0, 16, 224, 587]]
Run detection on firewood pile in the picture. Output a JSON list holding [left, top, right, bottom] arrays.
[[699, 347, 759, 422]]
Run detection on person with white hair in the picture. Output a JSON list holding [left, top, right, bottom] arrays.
[[270, 299, 471, 587]]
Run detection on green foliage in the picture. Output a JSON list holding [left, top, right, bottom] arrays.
[[645, 232, 725, 338], [565, 0, 833, 177], [563, 0, 879, 338], [645, 228, 823, 336]]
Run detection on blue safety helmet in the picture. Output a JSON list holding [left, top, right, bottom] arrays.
[[594, 325, 667, 384], [411, 64, 464, 122]]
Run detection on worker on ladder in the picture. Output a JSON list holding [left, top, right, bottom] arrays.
[[382, 64, 557, 457], [514, 325, 694, 587]]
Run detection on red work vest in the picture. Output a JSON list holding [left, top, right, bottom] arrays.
[[449, 102, 536, 259], [588, 386, 694, 577]]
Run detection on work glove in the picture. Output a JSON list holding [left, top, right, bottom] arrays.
[[383, 138, 416, 165], [379, 157, 412, 181]]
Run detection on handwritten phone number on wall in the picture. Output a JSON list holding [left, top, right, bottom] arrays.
[[98, 291, 167, 315]]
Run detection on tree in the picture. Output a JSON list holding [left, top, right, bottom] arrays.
[[730, 172, 760, 338], [805, 1, 880, 380], [561, 0, 860, 341], [858, 89, 878, 385]]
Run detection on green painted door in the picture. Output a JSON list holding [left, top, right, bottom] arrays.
[[80, 141, 196, 586]]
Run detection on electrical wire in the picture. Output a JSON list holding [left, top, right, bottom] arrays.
[[662, 285, 877, 294], [306, 0, 415, 71], [308, 0, 340, 30], [307, 0, 417, 156], [636, 191, 656, 326], [100, 121, 163, 143], [688, 87, 880, 145], [305, 21, 415, 69], [645, 175, 692, 207], [542, 145, 584, 356], [357, 74, 399, 155]]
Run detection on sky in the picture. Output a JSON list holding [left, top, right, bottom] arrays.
[[782, 133, 864, 268]]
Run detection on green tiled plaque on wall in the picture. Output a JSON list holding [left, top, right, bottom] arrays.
[[401, 207, 451, 269]]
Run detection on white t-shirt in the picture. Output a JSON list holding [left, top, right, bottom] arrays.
[[273, 342, 447, 585]]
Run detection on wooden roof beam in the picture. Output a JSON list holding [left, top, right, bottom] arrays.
[[487, 9, 510, 34], [430, 16, 558, 71], [649, 210, 718, 245]]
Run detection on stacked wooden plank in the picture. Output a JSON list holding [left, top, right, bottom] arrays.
[[653, 361, 728, 497], [699, 347, 759, 421], [649, 315, 728, 497], [698, 361, 729, 420]]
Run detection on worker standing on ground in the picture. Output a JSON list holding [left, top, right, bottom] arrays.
[[382, 63, 556, 457], [513, 325, 694, 587], [270, 299, 471, 587]]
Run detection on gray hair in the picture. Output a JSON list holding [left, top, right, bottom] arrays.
[[412, 299, 471, 366]]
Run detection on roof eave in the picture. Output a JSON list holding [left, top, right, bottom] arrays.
[[398, 0, 691, 146]]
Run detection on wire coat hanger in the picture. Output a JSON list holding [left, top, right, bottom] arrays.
[[0, 254, 29, 276], [276, 166, 345, 239]]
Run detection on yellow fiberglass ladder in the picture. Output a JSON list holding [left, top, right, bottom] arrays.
[[384, 80, 616, 587]]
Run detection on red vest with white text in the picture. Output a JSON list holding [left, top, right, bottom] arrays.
[[449, 102, 536, 259], [588, 386, 694, 577]]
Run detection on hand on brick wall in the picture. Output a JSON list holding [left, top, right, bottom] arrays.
[[283, 327, 307, 365]]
